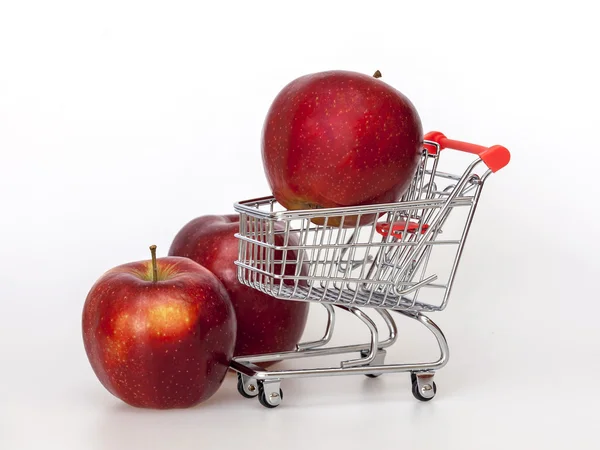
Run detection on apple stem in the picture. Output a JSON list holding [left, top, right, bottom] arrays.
[[149, 245, 158, 283], [373, 70, 382, 78]]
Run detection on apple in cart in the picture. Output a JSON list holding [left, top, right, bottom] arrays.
[[261, 69, 423, 226], [169, 214, 309, 360], [82, 246, 236, 409]]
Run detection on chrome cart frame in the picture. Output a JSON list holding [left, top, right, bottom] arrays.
[[230, 131, 510, 407]]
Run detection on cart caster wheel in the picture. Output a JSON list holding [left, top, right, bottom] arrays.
[[257, 380, 283, 408], [236, 373, 259, 399], [412, 381, 437, 401], [360, 349, 386, 378], [411, 373, 437, 402]]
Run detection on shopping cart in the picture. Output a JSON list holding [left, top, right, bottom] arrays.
[[230, 131, 510, 407]]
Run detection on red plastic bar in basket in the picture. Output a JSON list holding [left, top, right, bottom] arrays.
[[376, 221, 430, 238]]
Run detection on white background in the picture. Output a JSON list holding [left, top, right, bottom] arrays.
[[1, 1, 599, 449]]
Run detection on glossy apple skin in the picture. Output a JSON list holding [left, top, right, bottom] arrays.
[[168, 214, 309, 358], [262, 70, 423, 226], [82, 256, 236, 409]]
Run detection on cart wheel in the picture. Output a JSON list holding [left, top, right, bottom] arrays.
[[237, 373, 258, 399], [365, 373, 381, 378], [360, 349, 385, 378], [411, 380, 437, 402], [257, 381, 283, 408]]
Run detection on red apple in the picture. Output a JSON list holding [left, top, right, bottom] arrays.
[[82, 246, 236, 409], [261, 70, 423, 226], [168, 214, 309, 359]]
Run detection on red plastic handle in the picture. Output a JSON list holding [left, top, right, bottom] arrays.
[[424, 131, 510, 173]]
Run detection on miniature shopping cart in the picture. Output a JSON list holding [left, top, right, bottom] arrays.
[[230, 131, 510, 407]]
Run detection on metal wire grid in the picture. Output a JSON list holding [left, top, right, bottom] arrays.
[[235, 143, 486, 311]]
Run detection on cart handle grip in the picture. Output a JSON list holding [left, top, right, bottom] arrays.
[[424, 131, 510, 173]]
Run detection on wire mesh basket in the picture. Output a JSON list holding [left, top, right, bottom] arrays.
[[234, 132, 510, 312]]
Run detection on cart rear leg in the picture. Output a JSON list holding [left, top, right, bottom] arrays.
[[336, 306, 379, 368], [396, 309, 447, 401]]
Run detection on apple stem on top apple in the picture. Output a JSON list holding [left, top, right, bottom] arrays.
[[373, 70, 382, 78], [149, 245, 158, 283]]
